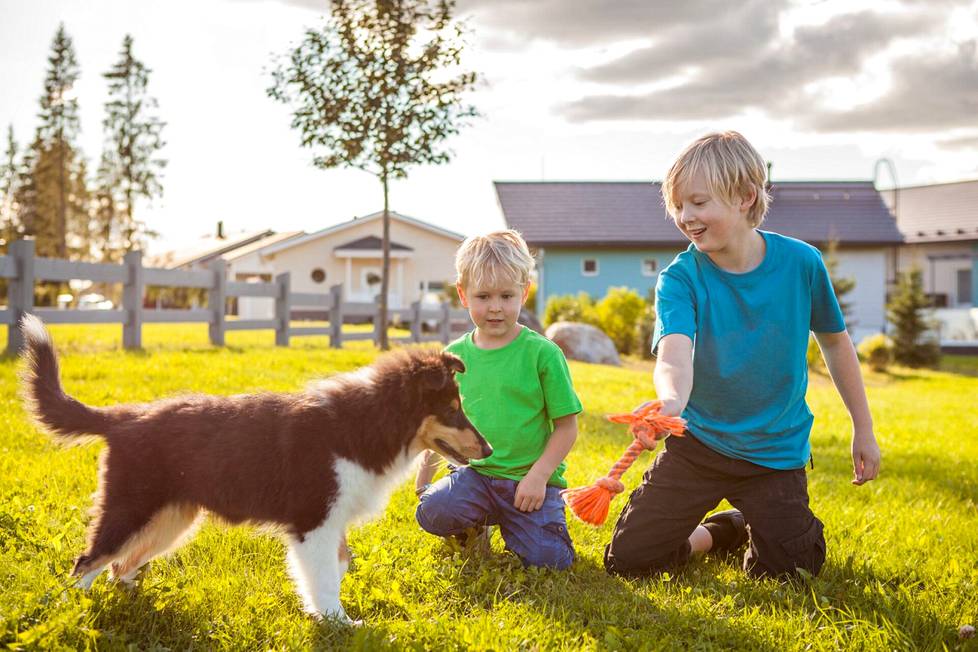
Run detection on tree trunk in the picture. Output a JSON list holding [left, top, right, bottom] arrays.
[[379, 175, 391, 350]]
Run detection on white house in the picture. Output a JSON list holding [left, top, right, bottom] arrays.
[[244, 211, 464, 317]]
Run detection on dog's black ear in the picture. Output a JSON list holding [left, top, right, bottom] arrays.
[[442, 353, 465, 375]]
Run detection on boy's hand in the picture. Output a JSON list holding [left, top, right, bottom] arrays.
[[634, 398, 683, 417], [851, 430, 881, 485], [515, 470, 548, 512]]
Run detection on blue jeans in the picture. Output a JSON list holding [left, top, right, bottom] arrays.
[[416, 466, 575, 570]]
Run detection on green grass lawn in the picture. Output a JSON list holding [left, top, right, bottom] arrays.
[[1, 324, 976, 650]]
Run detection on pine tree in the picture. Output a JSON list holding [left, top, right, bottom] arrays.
[[36, 23, 82, 259], [268, 0, 479, 349], [887, 266, 940, 367], [824, 238, 856, 329], [0, 125, 18, 250], [100, 34, 166, 254]]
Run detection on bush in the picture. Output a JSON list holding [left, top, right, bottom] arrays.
[[857, 334, 894, 372], [595, 287, 646, 356], [887, 267, 940, 367], [543, 292, 599, 328], [807, 335, 824, 371]]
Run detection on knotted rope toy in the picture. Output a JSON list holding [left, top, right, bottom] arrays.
[[560, 401, 686, 526]]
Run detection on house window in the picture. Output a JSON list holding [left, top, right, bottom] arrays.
[[311, 268, 326, 284], [641, 258, 658, 276], [582, 258, 598, 276], [957, 269, 972, 305]]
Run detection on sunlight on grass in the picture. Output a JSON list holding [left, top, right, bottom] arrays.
[[1, 324, 976, 649]]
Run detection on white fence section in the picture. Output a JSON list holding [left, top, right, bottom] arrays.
[[0, 239, 472, 354]]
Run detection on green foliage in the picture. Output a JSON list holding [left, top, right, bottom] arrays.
[[594, 286, 646, 356], [98, 34, 166, 259], [545, 288, 655, 356], [887, 267, 940, 367], [807, 334, 824, 370], [543, 292, 598, 328], [2, 324, 978, 649], [824, 239, 856, 329], [857, 334, 895, 372], [267, 0, 479, 349]]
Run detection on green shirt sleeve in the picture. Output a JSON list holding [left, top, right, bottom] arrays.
[[539, 343, 583, 421]]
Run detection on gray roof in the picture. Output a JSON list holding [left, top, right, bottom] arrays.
[[495, 181, 903, 247], [881, 179, 978, 244], [335, 235, 412, 251]]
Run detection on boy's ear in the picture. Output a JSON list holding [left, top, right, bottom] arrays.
[[739, 186, 758, 213], [456, 283, 469, 308], [521, 284, 530, 304]]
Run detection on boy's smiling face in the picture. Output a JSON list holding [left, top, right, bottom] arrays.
[[457, 280, 529, 349], [674, 169, 756, 255]]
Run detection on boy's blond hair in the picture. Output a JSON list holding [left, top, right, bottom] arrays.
[[661, 131, 771, 228], [455, 230, 535, 290]]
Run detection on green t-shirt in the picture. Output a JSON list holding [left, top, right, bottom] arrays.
[[445, 326, 583, 488]]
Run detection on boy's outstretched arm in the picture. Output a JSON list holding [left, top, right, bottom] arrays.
[[515, 413, 578, 512], [652, 334, 694, 417], [415, 451, 442, 496], [813, 330, 881, 485]]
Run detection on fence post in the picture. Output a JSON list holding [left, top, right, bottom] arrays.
[[208, 259, 227, 346], [7, 238, 35, 354], [329, 283, 343, 349], [122, 250, 144, 349], [410, 300, 422, 343], [275, 272, 291, 346], [440, 301, 452, 344]]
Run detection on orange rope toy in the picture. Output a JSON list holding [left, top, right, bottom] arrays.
[[560, 401, 686, 527]]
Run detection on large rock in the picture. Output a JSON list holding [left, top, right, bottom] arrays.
[[518, 308, 544, 334], [545, 321, 621, 366]]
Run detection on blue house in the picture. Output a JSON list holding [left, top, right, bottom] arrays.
[[495, 180, 904, 342]]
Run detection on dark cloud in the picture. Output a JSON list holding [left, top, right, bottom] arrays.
[[810, 40, 978, 132], [456, 0, 737, 47], [564, 10, 938, 122]]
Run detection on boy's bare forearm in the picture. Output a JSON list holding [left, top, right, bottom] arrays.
[[814, 331, 873, 433], [415, 450, 441, 490], [653, 334, 694, 414], [527, 414, 578, 480]]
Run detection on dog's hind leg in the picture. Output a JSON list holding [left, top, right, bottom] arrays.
[[109, 504, 203, 584], [286, 520, 352, 624]]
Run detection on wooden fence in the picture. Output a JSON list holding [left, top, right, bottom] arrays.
[[0, 239, 472, 354]]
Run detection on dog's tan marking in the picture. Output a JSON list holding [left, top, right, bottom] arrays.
[[414, 415, 485, 462], [106, 504, 202, 581]]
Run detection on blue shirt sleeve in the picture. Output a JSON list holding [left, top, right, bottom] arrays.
[[652, 265, 696, 356], [809, 251, 847, 333]]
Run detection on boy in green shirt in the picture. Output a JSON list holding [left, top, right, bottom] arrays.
[[415, 230, 582, 569]]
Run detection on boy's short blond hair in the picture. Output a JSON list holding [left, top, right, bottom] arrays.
[[455, 230, 535, 290], [661, 131, 771, 228]]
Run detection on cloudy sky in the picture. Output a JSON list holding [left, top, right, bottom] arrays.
[[1, 0, 976, 253]]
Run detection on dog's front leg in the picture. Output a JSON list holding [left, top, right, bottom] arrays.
[[286, 523, 354, 624], [338, 533, 351, 576]]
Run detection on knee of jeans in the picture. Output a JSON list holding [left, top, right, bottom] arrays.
[[415, 492, 457, 535], [749, 518, 826, 579], [521, 541, 575, 570]]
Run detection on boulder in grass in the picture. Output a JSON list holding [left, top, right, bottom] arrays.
[[518, 308, 545, 334], [545, 321, 621, 366]]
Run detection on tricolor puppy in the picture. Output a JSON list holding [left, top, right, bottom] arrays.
[[18, 315, 490, 624]]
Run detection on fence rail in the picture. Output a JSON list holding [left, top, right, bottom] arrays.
[[1, 238, 471, 354]]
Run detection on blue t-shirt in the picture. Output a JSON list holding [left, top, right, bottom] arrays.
[[652, 231, 846, 470]]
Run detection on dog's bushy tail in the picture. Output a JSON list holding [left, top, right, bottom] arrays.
[[19, 314, 114, 442]]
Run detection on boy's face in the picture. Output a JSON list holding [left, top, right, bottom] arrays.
[[673, 170, 756, 254], [457, 279, 529, 347]]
